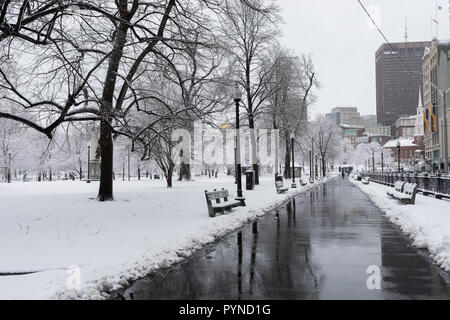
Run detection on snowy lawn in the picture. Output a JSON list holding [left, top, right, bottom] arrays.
[[0, 174, 336, 299], [350, 177, 450, 271]]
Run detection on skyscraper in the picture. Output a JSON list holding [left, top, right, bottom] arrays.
[[375, 41, 430, 126]]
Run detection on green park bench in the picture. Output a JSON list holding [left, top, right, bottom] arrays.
[[300, 177, 308, 186], [386, 181, 418, 205], [275, 180, 289, 194], [205, 188, 243, 217]]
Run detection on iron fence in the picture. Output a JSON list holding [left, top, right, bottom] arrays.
[[361, 172, 450, 199]]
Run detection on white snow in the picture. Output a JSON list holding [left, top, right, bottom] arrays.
[[0, 174, 336, 299], [350, 177, 450, 271]]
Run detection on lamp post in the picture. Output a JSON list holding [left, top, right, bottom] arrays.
[[290, 133, 297, 188], [309, 150, 312, 179], [315, 154, 318, 179], [234, 137, 237, 184], [87, 144, 91, 183], [442, 91, 449, 175], [397, 140, 401, 173], [311, 138, 315, 181], [372, 148, 375, 172], [234, 83, 245, 204], [7, 152, 11, 183], [381, 150, 384, 173], [127, 147, 131, 181]]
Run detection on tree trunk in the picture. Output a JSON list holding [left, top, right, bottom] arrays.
[[97, 119, 114, 201], [166, 166, 174, 188], [96, 8, 129, 201], [179, 162, 191, 181], [284, 138, 291, 179]]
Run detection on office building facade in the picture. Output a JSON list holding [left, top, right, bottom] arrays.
[[376, 41, 430, 126]]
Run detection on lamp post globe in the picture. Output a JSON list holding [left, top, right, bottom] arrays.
[[234, 82, 242, 102]]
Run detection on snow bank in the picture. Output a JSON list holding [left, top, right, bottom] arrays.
[[0, 174, 336, 299], [350, 177, 450, 271]]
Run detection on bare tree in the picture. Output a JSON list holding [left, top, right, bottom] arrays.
[[219, 0, 281, 184], [306, 116, 341, 177], [262, 47, 319, 179], [1, 0, 266, 201]]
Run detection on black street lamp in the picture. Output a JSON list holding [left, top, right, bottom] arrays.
[[234, 83, 245, 205], [372, 148, 375, 172], [128, 147, 131, 181], [381, 151, 384, 173], [290, 133, 297, 188], [87, 144, 91, 183], [7, 152, 11, 183], [234, 137, 237, 184], [397, 140, 401, 173], [315, 154, 318, 179], [309, 150, 312, 179]]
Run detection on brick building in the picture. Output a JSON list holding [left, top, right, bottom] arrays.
[[383, 138, 420, 163]]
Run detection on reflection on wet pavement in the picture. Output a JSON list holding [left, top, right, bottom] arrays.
[[117, 178, 450, 300]]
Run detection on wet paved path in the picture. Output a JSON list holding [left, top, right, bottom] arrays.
[[118, 178, 450, 300]]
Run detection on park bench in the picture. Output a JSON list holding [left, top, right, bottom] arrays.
[[275, 180, 289, 194], [386, 181, 405, 197], [362, 177, 370, 185], [205, 188, 243, 217], [300, 177, 308, 186], [386, 181, 418, 205]]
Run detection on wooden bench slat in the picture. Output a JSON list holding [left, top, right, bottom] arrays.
[[206, 190, 230, 200], [386, 181, 417, 205], [205, 188, 243, 217], [275, 180, 288, 194]]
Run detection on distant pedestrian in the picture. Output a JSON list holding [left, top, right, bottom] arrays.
[[342, 170, 345, 179]]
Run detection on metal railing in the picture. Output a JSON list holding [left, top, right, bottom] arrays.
[[361, 172, 450, 199]]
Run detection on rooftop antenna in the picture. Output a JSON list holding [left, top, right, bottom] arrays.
[[405, 17, 408, 67], [435, 0, 440, 38], [404, 17, 408, 43]]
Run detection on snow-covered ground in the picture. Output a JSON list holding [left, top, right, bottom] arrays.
[[350, 177, 450, 272], [0, 174, 336, 299]]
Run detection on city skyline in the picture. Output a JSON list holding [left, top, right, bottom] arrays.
[[280, 0, 450, 118]]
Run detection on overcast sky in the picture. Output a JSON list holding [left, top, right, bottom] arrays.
[[279, 0, 450, 118]]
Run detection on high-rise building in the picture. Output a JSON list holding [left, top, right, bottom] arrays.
[[362, 115, 377, 127], [325, 107, 363, 126], [376, 41, 431, 126]]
